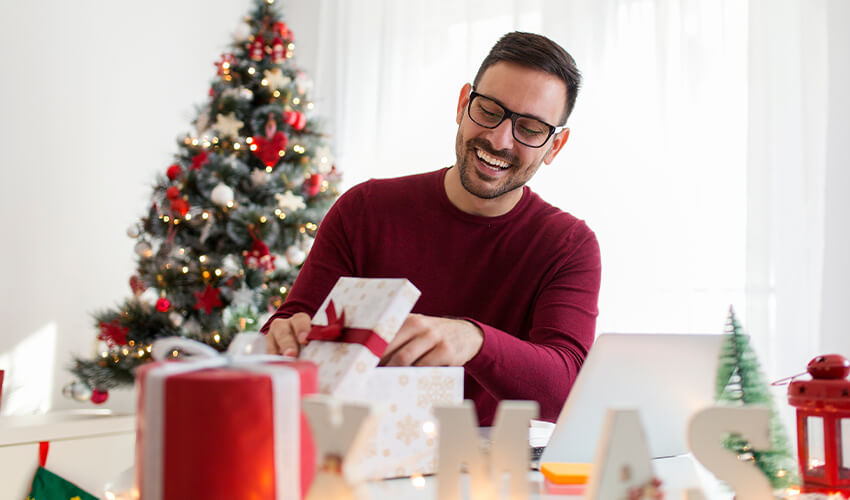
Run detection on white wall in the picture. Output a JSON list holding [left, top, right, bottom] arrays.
[[0, 0, 321, 414]]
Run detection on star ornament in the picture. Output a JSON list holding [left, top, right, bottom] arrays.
[[212, 112, 244, 139], [275, 190, 306, 213], [193, 285, 223, 314], [263, 68, 291, 91]]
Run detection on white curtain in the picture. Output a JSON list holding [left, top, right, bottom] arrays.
[[307, 0, 850, 381]]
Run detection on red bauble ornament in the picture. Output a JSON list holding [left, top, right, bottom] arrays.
[[251, 115, 288, 168], [156, 297, 171, 312], [129, 275, 146, 295], [250, 36, 265, 61], [191, 151, 210, 171], [274, 21, 291, 40], [167, 164, 183, 181], [272, 37, 286, 63], [166, 186, 181, 200], [91, 389, 109, 404], [98, 320, 128, 348], [193, 285, 223, 314], [170, 198, 190, 217], [304, 173, 322, 197], [807, 354, 850, 379], [283, 110, 306, 131]]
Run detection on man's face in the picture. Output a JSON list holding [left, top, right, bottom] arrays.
[[454, 61, 569, 201]]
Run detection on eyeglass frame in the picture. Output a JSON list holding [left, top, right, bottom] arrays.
[[466, 87, 567, 148]]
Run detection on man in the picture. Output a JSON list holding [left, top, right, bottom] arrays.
[[263, 32, 600, 425]]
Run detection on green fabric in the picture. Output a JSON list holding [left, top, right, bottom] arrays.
[[27, 467, 98, 500]]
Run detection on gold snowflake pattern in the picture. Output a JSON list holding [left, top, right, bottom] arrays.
[[396, 414, 421, 446], [417, 375, 456, 408]]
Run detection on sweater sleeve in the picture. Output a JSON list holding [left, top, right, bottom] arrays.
[[462, 231, 601, 422], [260, 186, 361, 333]]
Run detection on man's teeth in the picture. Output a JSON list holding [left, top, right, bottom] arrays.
[[476, 149, 510, 169]]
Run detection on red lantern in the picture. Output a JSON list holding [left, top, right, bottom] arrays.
[[788, 354, 850, 495]]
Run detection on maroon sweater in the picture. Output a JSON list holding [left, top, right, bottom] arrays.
[[262, 168, 601, 425]]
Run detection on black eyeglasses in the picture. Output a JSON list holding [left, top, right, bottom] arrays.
[[466, 89, 565, 148]]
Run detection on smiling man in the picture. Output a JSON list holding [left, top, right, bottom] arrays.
[[262, 32, 601, 425]]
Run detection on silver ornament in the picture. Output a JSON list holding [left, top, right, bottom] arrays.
[[70, 382, 93, 402], [134, 240, 153, 258]]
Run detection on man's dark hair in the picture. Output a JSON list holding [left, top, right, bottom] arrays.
[[473, 32, 581, 125]]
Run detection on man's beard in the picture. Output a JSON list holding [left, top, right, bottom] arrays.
[[455, 133, 526, 200]]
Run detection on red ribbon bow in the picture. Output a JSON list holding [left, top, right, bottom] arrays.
[[307, 301, 388, 357]]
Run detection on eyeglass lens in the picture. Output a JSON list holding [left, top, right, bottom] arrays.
[[468, 94, 551, 147]]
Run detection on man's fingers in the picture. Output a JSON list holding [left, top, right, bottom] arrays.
[[266, 318, 299, 356], [291, 313, 312, 345], [383, 330, 438, 367]]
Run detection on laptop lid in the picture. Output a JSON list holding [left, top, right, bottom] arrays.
[[540, 333, 725, 464]]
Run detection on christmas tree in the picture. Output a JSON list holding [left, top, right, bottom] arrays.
[[67, 0, 340, 403], [715, 306, 798, 490]]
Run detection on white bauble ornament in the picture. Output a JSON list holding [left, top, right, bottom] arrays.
[[300, 236, 315, 253], [169, 312, 184, 327], [234, 22, 252, 42], [126, 223, 141, 238], [211, 183, 235, 207], [222, 254, 241, 275], [70, 382, 93, 402], [273, 254, 291, 272], [285, 245, 306, 266], [184, 319, 202, 336], [134, 240, 153, 258], [139, 288, 159, 307]]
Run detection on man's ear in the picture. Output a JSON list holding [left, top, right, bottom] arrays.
[[456, 83, 472, 125], [543, 128, 570, 165]]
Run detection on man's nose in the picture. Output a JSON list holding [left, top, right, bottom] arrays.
[[486, 118, 515, 150]]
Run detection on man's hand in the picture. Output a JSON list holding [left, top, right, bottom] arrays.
[[379, 314, 483, 367], [265, 312, 311, 356]]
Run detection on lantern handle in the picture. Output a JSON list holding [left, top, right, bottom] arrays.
[[770, 371, 808, 386]]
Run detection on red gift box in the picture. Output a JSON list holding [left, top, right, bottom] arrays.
[[136, 357, 317, 500]]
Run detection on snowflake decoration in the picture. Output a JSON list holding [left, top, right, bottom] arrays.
[[395, 414, 421, 446], [263, 68, 291, 91], [275, 190, 306, 213], [417, 375, 456, 408], [212, 112, 244, 139]]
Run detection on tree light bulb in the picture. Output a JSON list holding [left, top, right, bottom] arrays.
[[250, 144, 258, 151], [202, 270, 211, 279], [202, 212, 210, 220], [191, 139, 199, 146], [182, 266, 189, 273], [248, 67, 256, 75], [261, 79, 269, 86], [411, 474, 425, 489], [280, 286, 287, 294], [259, 216, 267, 223], [292, 97, 301, 105], [214, 268, 222, 276], [226, 201, 234, 208], [185, 213, 192, 221], [265, 166, 273, 173], [273, 90, 281, 98], [307, 102, 314, 110], [234, 142, 241, 150], [137, 348, 145, 357], [199, 255, 207, 263], [213, 333, 221, 342], [163, 215, 170, 223]]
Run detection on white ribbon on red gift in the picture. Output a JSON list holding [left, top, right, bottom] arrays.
[[143, 333, 300, 500]]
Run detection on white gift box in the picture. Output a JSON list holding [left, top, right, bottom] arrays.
[[348, 366, 464, 480], [300, 277, 421, 396]]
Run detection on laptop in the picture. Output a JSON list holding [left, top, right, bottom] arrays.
[[539, 333, 726, 464]]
